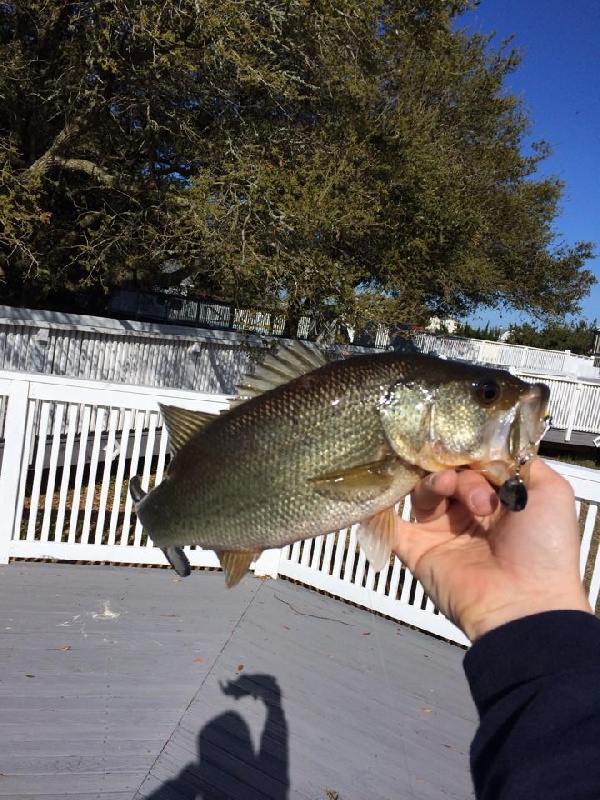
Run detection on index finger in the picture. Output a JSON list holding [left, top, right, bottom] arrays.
[[412, 469, 499, 522], [411, 470, 459, 521]]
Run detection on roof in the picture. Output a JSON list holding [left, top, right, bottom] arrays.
[[0, 562, 477, 799]]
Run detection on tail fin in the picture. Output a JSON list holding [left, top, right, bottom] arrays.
[[161, 546, 191, 577], [129, 475, 146, 503], [129, 477, 191, 577]]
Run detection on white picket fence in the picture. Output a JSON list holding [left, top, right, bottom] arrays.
[[516, 372, 600, 440], [0, 304, 259, 394], [1, 305, 599, 443], [413, 331, 600, 379], [0, 370, 599, 646]]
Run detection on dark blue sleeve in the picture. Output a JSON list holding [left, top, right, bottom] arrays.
[[464, 611, 600, 799]]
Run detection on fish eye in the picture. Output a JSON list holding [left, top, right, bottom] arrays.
[[474, 379, 501, 406]]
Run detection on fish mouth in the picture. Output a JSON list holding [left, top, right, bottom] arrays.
[[480, 382, 551, 487]]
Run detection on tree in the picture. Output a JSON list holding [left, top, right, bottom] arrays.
[[456, 322, 503, 341], [508, 320, 597, 356], [0, 1, 595, 325]]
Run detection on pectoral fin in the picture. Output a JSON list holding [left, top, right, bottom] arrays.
[[216, 550, 261, 587], [356, 507, 398, 571], [309, 460, 398, 503]]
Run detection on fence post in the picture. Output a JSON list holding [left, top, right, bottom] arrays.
[[253, 548, 281, 581], [565, 381, 583, 442], [0, 379, 30, 563]]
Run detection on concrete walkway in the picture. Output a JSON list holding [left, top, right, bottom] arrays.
[[0, 562, 477, 799]]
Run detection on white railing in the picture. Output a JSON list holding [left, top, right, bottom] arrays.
[[0, 304, 259, 393], [1, 307, 599, 443], [0, 370, 599, 646], [276, 454, 600, 645], [413, 332, 600, 379], [515, 371, 600, 440], [109, 288, 290, 336]]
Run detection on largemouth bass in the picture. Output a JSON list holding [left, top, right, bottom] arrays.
[[130, 343, 550, 586]]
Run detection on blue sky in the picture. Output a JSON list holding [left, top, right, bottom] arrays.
[[459, 0, 599, 329]]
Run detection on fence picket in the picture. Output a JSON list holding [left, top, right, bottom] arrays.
[[343, 527, 358, 582], [94, 408, 120, 545], [354, 548, 367, 586], [26, 401, 51, 541], [589, 542, 600, 610], [387, 558, 403, 601], [580, 503, 596, 578], [135, 412, 158, 546], [321, 532, 336, 576], [54, 404, 79, 541], [290, 540, 302, 565], [412, 580, 426, 610], [300, 538, 312, 568], [331, 530, 346, 580], [108, 409, 133, 545], [375, 560, 391, 595], [399, 568, 415, 605], [40, 402, 65, 542], [0, 380, 30, 561], [13, 400, 36, 543], [81, 407, 106, 545], [120, 411, 144, 544], [364, 562, 377, 591], [310, 535, 324, 571], [68, 405, 92, 544], [152, 422, 168, 489]]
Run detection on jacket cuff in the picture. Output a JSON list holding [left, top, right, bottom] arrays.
[[464, 610, 600, 714]]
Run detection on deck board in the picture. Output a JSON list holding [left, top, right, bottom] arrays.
[[0, 562, 478, 798]]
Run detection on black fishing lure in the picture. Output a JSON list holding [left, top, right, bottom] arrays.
[[499, 474, 528, 512]]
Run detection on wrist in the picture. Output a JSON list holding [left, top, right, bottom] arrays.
[[464, 590, 593, 642]]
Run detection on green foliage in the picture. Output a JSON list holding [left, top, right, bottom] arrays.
[[508, 320, 598, 355], [0, 0, 595, 323], [456, 322, 504, 341]]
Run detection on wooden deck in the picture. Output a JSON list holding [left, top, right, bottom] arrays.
[[0, 563, 478, 799]]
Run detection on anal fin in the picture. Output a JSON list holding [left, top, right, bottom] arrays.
[[356, 507, 398, 571], [215, 550, 261, 588]]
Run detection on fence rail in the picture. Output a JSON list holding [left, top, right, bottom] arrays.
[[0, 370, 599, 646], [1, 306, 600, 443], [2, 305, 599, 391], [0, 304, 265, 394], [414, 331, 600, 378], [515, 372, 600, 439]]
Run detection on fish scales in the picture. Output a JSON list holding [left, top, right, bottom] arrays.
[[132, 347, 550, 585], [138, 352, 423, 550]]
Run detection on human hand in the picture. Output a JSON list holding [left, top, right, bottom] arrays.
[[394, 459, 592, 642], [220, 674, 281, 702]]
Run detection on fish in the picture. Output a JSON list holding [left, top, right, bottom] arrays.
[[130, 343, 550, 587]]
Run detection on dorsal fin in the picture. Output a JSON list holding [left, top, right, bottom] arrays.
[[159, 404, 216, 454], [230, 341, 329, 408]]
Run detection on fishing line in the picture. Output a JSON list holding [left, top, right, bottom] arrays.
[[366, 585, 416, 800]]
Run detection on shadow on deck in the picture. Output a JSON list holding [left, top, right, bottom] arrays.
[[0, 563, 477, 799]]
